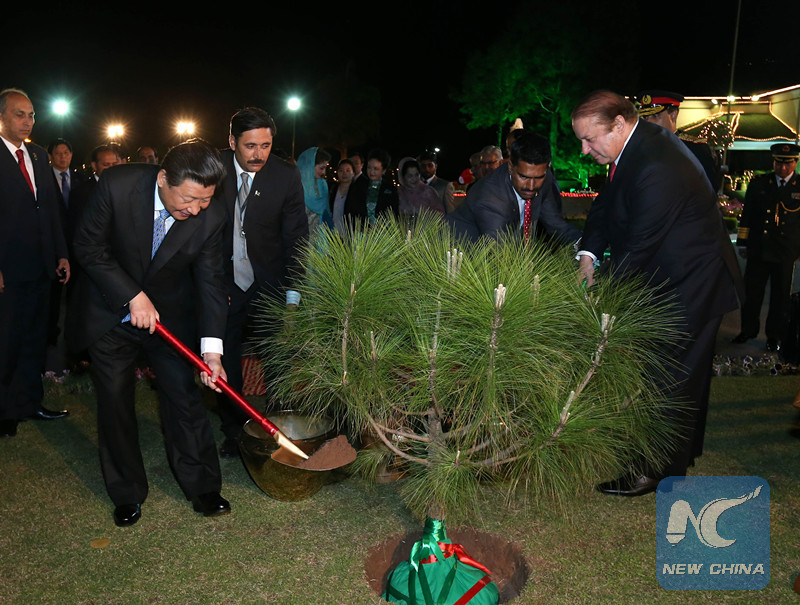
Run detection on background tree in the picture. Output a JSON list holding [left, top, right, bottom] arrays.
[[452, 4, 641, 184]]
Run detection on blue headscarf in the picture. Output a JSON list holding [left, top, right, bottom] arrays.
[[297, 147, 331, 223]]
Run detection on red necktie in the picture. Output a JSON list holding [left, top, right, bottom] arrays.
[[16, 149, 34, 194], [522, 198, 532, 240], [608, 162, 616, 182]]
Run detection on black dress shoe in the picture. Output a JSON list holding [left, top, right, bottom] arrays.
[[731, 333, 752, 344], [29, 405, 69, 420], [219, 437, 240, 458], [766, 339, 780, 352], [191, 492, 231, 517], [0, 419, 18, 437], [113, 503, 142, 527], [597, 474, 660, 497]]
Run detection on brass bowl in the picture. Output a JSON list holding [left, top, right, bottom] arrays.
[[238, 412, 336, 501]]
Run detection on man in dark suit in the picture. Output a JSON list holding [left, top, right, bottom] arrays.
[[46, 137, 88, 349], [446, 130, 582, 247], [417, 150, 456, 213], [69, 139, 231, 527], [213, 107, 308, 457], [733, 142, 800, 352], [572, 90, 742, 496], [66, 145, 121, 256], [0, 88, 70, 438], [63, 145, 122, 373]]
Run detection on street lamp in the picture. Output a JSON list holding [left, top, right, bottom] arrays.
[[176, 121, 195, 139], [107, 124, 124, 143], [52, 99, 69, 136], [287, 96, 301, 159]]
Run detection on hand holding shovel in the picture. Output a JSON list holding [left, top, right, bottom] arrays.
[[153, 321, 309, 461]]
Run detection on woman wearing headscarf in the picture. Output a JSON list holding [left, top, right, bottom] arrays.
[[297, 147, 332, 242]]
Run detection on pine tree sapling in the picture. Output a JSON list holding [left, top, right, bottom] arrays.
[[254, 213, 684, 523]]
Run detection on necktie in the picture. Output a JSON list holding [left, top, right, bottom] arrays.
[[16, 149, 34, 194], [522, 198, 533, 240], [608, 162, 616, 182], [122, 209, 171, 323], [779, 179, 786, 187], [234, 173, 254, 291], [61, 171, 70, 206], [151, 209, 170, 259]]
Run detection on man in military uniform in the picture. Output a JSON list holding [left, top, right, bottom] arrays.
[[732, 142, 800, 351], [634, 90, 722, 191]]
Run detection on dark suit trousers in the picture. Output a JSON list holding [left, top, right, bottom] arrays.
[[89, 323, 221, 505], [216, 283, 256, 440], [216, 282, 284, 439], [651, 315, 723, 478], [0, 275, 50, 419], [740, 257, 793, 340]]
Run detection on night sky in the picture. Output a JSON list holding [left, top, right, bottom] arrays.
[[4, 1, 798, 179]]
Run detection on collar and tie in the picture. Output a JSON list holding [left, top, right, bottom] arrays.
[[233, 173, 255, 291], [151, 209, 170, 259], [779, 178, 787, 187], [522, 198, 533, 240], [16, 149, 34, 194], [608, 162, 617, 182]]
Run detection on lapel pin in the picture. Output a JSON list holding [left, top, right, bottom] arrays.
[[254, 190, 260, 196]]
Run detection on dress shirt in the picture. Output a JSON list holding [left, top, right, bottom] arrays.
[[2, 135, 37, 196], [512, 175, 528, 228]]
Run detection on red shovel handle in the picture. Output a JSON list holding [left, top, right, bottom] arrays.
[[153, 321, 279, 438]]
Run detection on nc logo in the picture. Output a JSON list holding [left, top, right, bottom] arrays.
[[666, 486, 762, 548]]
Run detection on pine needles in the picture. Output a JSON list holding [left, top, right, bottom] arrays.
[[252, 213, 687, 523]]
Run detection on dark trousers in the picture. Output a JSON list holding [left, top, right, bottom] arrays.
[[740, 257, 793, 340], [0, 275, 50, 420], [89, 323, 221, 506], [216, 283, 255, 440], [216, 283, 282, 440], [649, 315, 723, 478]]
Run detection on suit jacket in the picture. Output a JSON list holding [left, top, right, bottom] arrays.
[[0, 141, 67, 282], [343, 174, 399, 223], [581, 119, 741, 332], [446, 164, 581, 245], [427, 175, 457, 213], [68, 164, 228, 352], [736, 171, 800, 263], [66, 176, 98, 253], [215, 149, 308, 296]]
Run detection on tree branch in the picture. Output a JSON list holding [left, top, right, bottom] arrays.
[[366, 414, 430, 466]]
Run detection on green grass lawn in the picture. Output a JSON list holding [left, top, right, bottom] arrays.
[[1, 374, 798, 604]]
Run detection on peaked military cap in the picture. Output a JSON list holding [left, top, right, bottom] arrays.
[[770, 142, 800, 162], [634, 90, 684, 117]]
